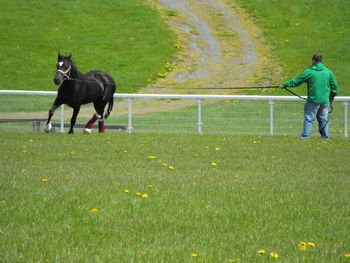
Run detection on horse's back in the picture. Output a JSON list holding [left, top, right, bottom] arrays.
[[86, 70, 116, 88]]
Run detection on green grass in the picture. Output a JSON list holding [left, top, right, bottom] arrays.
[[234, 0, 350, 96], [1, 133, 349, 262], [0, 0, 176, 93]]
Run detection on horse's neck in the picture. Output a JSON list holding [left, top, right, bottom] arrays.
[[70, 63, 84, 79]]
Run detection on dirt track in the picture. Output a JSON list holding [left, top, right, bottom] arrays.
[[142, 0, 281, 94]]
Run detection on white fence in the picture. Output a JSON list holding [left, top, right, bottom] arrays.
[[0, 90, 349, 137]]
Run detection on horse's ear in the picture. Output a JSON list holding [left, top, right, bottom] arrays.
[[68, 54, 72, 59], [58, 52, 61, 60]]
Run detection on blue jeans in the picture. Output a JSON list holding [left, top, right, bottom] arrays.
[[301, 102, 329, 139]]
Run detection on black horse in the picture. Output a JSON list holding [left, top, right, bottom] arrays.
[[45, 53, 116, 134]]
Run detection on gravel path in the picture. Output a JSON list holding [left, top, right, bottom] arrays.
[[141, 0, 277, 94]]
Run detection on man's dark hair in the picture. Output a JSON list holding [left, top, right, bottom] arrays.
[[312, 54, 322, 63]]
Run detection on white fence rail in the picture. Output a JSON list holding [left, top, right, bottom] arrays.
[[0, 90, 349, 137]]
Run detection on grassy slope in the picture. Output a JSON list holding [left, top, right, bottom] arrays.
[[0, 0, 175, 93], [0, 133, 349, 262], [233, 0, 350, 96]]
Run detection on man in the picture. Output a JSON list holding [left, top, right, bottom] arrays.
[[279, 54, 338, 139]]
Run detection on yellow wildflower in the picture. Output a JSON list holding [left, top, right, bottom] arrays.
[[163, 163, 168, 167], [344, 253, 350, 258], [269, 252, 279, 258], [147, 185, 153, 188], [142, 194, 148, 199], [28, 139, 33, 142], [258, 250, 266, 254], [105, 141, 111, 144], [124, 189, 130, 193], [69, 151, 75, 155], [123, 150, 128, 153], [154, 188, 159, 192], [90, 208, 98, 213], [229, 259, 236, 262], [191, 253, 198, 257], [41, 178, 48, 182], [272, 155, 277, 159], [308, 242, 315, 247], [22, 150, 27, 153], [168, 166, 174, 169], [21, 145, 26, 148], [136, 192, 142, 196], [211, 162, 217, 166], [215, 147, 221, 151], [147, 156, 157, 159]]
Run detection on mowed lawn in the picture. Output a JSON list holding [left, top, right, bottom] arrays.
[[0, 0, 176, 93], [0, 133, 349, 262], [234, 0, 350, 96]]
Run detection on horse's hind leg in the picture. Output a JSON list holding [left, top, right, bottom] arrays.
[[68, 106, 81, 134], [45, 99, 62, 132], [94, 101, 107, 133], [84, 113, 101, 134]]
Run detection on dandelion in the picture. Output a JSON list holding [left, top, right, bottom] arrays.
[[41, 178, 48, 182], [105, 141, 111, 144], [147, 156, 157, 159], [123, 150, 128, 153], [154, 188, 160, 192], [69, 151, 75, 155], [142, 194, 148, 199], [157, 72, 167, 78], [174, 42, 183, 49], [269, 252, 279, 258], [191, 253, 198, 257], [168, 166, 174, 169], [258, 250, 266, 254], [272, 155, 277, 159], [308, 242, 315, 247], [229, 259, 236, 262], [163, 163, 168, 167], [21, 145, 27, 148], [124, 189, 130, 193], [147, 185, 153, 188], [28, 139, 33, 142], [22, 150, 27, 153], [215, 147, 221, 151], [136, 192, 142, 196], [298, 242, 307, 251], [211, 162, 217, 166], [90, 208, 98, 213], [344, 253, 350, 258]]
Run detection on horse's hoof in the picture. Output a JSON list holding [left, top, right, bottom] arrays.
[[83, 128, 92, 134], [44, 123, 52, 133]]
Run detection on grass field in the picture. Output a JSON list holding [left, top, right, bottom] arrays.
[[0, 0, 176, 93], [233, 0, 350, 96], [1, 133, 349, 262]]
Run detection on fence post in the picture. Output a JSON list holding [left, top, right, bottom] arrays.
[[344, 102, 348, 137], [60, 104, 64, 133], [127, 98, 133, 134], [269, 100, 275, 136], [197, 99, 203, 134]]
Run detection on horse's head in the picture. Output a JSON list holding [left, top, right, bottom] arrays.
[[54, 53, 72, 86]]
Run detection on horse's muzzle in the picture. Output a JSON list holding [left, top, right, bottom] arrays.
[[53, 78, 61, 86]]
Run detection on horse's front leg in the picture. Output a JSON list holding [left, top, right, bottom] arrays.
[[45, 100, 62, 132], [68, 106, 81, 134]]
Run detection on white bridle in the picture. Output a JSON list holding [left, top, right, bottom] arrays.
[[56, 64, 71, 80]]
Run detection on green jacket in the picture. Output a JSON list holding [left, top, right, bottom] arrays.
[[282, 63, 338, 104]]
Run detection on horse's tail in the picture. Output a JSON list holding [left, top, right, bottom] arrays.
[[104, 97, 114, 119]]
